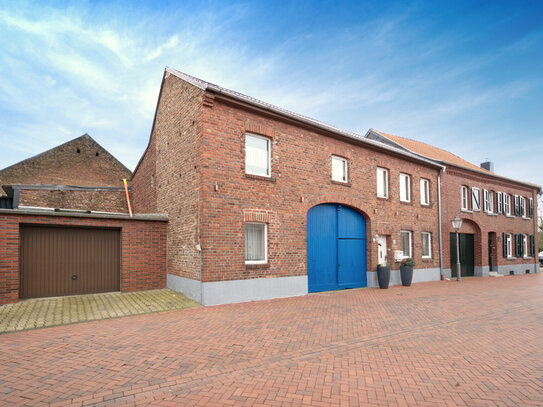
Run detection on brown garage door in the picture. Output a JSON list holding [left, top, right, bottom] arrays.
[[20, 225, 120, 299]]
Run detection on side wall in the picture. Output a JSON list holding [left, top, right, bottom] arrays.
[[0, 211, 167, 305], [18, 189, 129, 213], [441, 167, 539, 277]]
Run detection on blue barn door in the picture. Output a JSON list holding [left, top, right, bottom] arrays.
[[307, 204, 367, 293]]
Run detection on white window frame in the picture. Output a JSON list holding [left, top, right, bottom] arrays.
[[400, 230, 413, 258], [399, 173, 411, 202], [522, 234, 529, 258], [506, 233, 513, 258], [244, 222, 268, 265], [529, 198, 534, 218], [496, 192, 503, 214], [245, 133, 271, 177], [420, 179, 430, 206], [483, 190, 494, 213], [520, 197, 526, 217], [421, 232, 432, 259], [514, 195, 519, 216], [331, 155, 348, 183], [471, 187, 481, 212], [376, 167, 389, 198], [504, 194, 511, 215], [461, 186, 469, 210]]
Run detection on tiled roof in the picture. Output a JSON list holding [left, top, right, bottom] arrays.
[[373, 130, 491, 173]]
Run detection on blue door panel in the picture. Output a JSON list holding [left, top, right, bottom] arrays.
[[307, 204, 337, 292], [307, 204, 367, 293], [338, 238, 366, 288], [338, 206, 365, 239]]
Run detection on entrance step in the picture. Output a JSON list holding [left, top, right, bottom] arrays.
[[489, 272, 503, 277]]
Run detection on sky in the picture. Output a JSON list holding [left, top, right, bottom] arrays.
[[1, 0, 542, 190]]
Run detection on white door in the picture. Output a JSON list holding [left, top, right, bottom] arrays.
[[377, 235, 387, 266]]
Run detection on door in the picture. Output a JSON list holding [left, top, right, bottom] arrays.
[[377, 236, 387, 266], [307, 204, 366, 292], [20, 225, 121, 299], [450, 232, 475, 277]]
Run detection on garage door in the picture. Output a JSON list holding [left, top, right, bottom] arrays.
[[307, 204, 367, 293], [20, 225, 121, 299]]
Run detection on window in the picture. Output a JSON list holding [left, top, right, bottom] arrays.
[[461, 186, 469, 210], [471, 187, 481, 211], [530, 235, 536, 257], [400, 231, 412, 258], [245, 133, 271, 177], [420, 179, 430, 205], [504, 194, 511, 215], [245, 223, 267, 264], [376, 167, 388, 198], [331, 156, 348, 183], [399, 173, 411, 202], [421, 232, 432, 258], [519, 197, 526, 217], [522, 234, 528, 257], [504, 233, 512, 258], [528, 198, 534, 218], [513, 195, 519, 216], [483, 190, 494, 213], [498, 192, 503, 213]]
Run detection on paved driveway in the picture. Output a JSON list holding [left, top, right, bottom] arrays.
[[1, 275, 542, 406]]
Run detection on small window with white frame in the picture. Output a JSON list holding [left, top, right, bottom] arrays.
[[331, 156, 348, 183], [461, 186, 469, 210], [505, 233, 513, 258], [420, 179, 430, 205], [471, 187, 481, 211], [522, 234, 528, 257], [376, 167, 388, 198], [519, 197, 526, 217], [528, 198, 534, 218], [245, 133, 271, 177], [496, 192, 503, 214], [400, 230, 412, 258], [504, 194, 511, 215], [421, 232, 432, 258], [245, 222, 267, 264], [483, 190, 494, 213], [399, 173, 411, 202]]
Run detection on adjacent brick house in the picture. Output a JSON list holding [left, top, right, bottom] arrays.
[[0, 133, 132, 213], [366, 130, 540, 277], [132, 68, 449, 305]]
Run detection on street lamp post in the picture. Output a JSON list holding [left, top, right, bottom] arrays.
[[451, 215, 463, 282]]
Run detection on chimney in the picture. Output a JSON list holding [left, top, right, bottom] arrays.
[[480, 161, 494, 172]]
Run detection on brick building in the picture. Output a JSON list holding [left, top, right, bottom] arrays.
[[0, 134, 167, 305], [366, 130, 540, 277], [0, 133, 131, 213], [132, 68, 452, 305]]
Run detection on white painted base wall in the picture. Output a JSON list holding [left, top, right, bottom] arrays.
[[366, 267, 441, 288], [167, 274, 308, 306]]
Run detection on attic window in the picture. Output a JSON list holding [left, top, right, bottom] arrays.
[[77, 149, 80, 154], [96, 152, 99, 156]]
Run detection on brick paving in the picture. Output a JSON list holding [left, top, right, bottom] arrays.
[[0, 289, 199, 333], [1, 275, 543, 406]]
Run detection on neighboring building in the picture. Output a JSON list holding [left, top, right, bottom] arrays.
[[366, 130, 541, 277], [0, 134, 132, 213], [0, 134, 167, 305], [132, 68, 447, 305]]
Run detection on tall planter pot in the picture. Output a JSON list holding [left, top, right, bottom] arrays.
[[400, 266, 413, 286], [377, 266, 390, 289]]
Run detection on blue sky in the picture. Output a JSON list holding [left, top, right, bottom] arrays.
[[1, 0, 542, 189]]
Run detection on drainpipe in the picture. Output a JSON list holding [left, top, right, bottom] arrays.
[[438, 168, 444, 278], [122, 179, 133, 216]]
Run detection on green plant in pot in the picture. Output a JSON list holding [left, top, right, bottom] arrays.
[[400, 258, 415, 286], [377, 262, 392, 289]]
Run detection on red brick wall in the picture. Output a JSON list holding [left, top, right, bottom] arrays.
[[0, 211, 167, 305], [133, 72, 205, 281], [18, 189, 129, 213], [0, 134, 131, 191], [197, 95, 442, 283], [441, 166, 539, 269]]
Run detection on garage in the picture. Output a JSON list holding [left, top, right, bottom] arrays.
[[307, 204, 367, 293], [20, 225, 121, 299]]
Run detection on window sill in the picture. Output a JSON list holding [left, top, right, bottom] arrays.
[[505, 214, 515, 218], [523, 256, 532, 260], [506, 257, 516, 260], [422, 257, 432, 261], [245, 173, 276, 182], [399, 200, 412, 205], [377, 195, 389, 200], [522, 217, 531, 220], [460, 209, 472, 214], [487, 212, 498, 216], [421, 203, 431, 207], [245, 263, 270, 269], [331, 180, 351, 187]]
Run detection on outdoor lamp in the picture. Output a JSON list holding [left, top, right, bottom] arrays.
[[451, 215, 463, 282]]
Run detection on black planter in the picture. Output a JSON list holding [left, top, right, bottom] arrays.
[[400, 266, 413, 286], [377, 266, 390, 289]]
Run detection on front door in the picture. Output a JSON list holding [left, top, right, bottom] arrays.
[[450, 232, 475, 277], [377, 235, 387, 266], [307, 204, 367, 292]]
